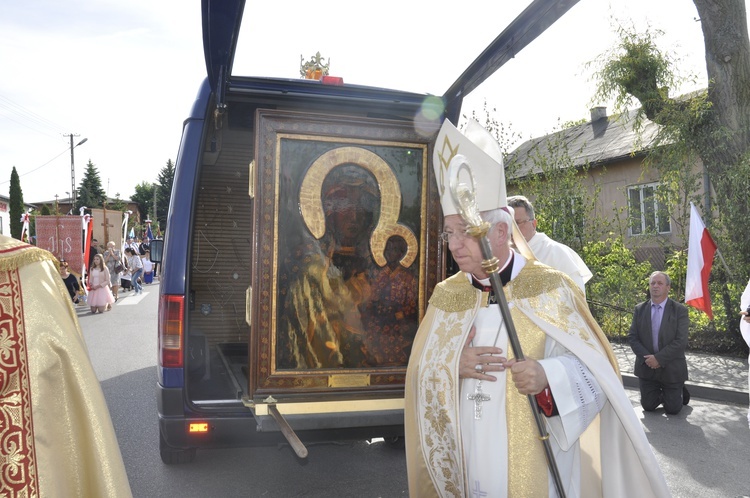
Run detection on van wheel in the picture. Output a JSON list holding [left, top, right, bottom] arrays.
[[159, 432, 196, 464]]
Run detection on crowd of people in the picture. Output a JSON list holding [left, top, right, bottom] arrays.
[[58, 236, 159, 313]]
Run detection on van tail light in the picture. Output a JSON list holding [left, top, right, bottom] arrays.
[[159, 294, 185, 368], [189, 422, 209, 433]]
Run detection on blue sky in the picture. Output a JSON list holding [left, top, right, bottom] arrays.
[[0, 0, 722, 203]]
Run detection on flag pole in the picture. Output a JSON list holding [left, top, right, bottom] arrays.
[[715, 247, 731, 278], [448, 158, 567, 498], [692, 202, 731, 277]]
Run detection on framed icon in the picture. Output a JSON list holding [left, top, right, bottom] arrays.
[[248, 109, 442, 402]]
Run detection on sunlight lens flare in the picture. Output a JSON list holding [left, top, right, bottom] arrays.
[[414, 96, 444, 138]]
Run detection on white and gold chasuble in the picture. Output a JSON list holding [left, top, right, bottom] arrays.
[[404, 258, 671, 498], [458, 276, 550, 496], [0, 236, 132, 497]]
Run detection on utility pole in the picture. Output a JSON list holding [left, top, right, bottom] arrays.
[[67, 134, 88, 209]]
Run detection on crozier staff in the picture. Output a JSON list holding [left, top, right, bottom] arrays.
[[404, 118, 670, 497]]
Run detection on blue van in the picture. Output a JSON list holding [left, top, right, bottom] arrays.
[[157, 0, 578, 463]]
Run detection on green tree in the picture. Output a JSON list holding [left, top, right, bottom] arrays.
[[77, 159, 107, 210], [131, 181, 155, 223], [590, 7, 750, 333], [155, 159, 175, 232], [9, 167, 24, 239], [28, 207, 40, 241], [109, 194, 126, 211], [583, 236, 653, 339], [692, 0, 750, 185], [589, 24, 708, 243], [466, 100, 526, 158]]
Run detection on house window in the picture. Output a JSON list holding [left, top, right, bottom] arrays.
[[628, 183, 671, 235]]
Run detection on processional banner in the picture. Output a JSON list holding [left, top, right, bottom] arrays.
[[90, 208, 123, 249], [35, 216, 84, 275]]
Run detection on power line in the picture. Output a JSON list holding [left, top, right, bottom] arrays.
[[0, 93, 68, 138], [0, 146, 70, 186], [0, 107, 61, 138], [0, 93, 79, 190], [0, 94, 68, 132]]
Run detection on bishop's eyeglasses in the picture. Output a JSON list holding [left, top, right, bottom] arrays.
[[439, 229, 471, 243]]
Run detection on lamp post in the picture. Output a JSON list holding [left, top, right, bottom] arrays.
[[68, 135, 88, 209]]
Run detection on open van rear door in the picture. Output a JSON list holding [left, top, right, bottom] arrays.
[[201, 0, 579, 121], [442, 0, 579, 119], [202, 0, 245, 109]]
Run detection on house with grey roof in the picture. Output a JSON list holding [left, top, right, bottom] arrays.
[[506, 106, 708, 268]]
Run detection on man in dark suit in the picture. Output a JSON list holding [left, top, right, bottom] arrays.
[[628, 271, 690, 414]]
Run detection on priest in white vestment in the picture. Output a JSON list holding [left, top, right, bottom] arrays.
[[0, 235, 132, 497], [507, 195, 592, 294], [404, 119, 670, 497]]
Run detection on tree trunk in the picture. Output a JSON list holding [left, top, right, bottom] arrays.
[[693, 0, 750, 173]]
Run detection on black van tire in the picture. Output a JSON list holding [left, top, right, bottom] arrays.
[[159, 431, 196, 464]]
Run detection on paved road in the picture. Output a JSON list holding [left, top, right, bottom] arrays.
[[79, 283, 750, 497]]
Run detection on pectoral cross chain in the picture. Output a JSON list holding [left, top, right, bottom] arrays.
[[467, 381, 491, 419]]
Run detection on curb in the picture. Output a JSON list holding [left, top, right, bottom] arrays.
[[622, 373, 749, 406]]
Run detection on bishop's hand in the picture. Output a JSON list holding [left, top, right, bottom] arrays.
[[459, 326, 505, 381], [506, 358, 548, 395]]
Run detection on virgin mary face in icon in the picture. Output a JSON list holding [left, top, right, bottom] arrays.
[[298, 145, 418, 269], [322, 165, 379, 250]]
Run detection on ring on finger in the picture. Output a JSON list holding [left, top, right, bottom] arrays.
[[475, 363, 484, 374]]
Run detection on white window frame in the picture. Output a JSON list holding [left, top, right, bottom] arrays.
[[628, 182, 671, 236]]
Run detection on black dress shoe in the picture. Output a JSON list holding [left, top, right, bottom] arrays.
[[683, 386, 690, 405]]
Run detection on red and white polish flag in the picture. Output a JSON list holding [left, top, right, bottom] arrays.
[[685, 202, 717, 319]]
